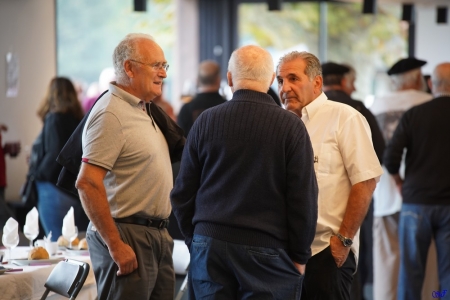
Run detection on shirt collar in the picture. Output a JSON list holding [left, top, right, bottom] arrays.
[[302, 92, 327, 122], [109, 82, 142, 107]]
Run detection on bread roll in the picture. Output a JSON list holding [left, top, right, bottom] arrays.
[[78, 238, 88, 250], [57, 236, 80, 248], [28, 247, 50, 260]]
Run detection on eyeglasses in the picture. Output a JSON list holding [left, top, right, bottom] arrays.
[[130, 59, 169, 72]]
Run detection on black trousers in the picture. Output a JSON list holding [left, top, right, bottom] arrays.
[[302, 246, 356, 300]]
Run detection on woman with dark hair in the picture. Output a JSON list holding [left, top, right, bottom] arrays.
[[34, 77, 89, 241]]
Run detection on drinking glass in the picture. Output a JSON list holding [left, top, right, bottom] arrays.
[[23, 225, 39, 250], [1, 234, 19, 262], [62, 226, 78, 249]]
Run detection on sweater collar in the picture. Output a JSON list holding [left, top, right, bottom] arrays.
[[231, 89, 278, 106]]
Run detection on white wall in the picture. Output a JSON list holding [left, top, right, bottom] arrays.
[[416, 4, 450, 74], [0, 0, 56, 202]]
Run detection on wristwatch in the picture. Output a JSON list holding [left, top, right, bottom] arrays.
[[334, 232, 353, 247]]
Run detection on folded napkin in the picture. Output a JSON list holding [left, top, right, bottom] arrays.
[[2, 217, 19, 245], [62, 206, 76, 237], [23, 207, 39, 235]]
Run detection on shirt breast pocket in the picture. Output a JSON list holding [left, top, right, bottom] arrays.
[[313, 144, 332, 175]]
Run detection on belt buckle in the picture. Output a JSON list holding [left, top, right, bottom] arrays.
[[159, 219, 168, 229]]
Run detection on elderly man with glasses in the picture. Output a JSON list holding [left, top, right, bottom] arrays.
[[76, 33, 175, 300]]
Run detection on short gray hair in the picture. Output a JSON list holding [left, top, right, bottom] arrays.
[[113, 33, 155, 83], [390, 68, 426, 91], [228, 45, 274, 87], [277, 51, 322, 81]]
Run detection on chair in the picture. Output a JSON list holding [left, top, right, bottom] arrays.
[[40, 259, 90, 300]]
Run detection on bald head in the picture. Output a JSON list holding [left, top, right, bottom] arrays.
[[430, 62, 450, 97], [227, 45, 275, 93], [198, 60, 221, 92]]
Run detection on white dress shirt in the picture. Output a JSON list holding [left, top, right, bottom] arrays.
[[301, 92, 383, 260]]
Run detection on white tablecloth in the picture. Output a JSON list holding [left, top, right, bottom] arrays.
[[0, 246, 96, 300], [0, 241, 189, 300]]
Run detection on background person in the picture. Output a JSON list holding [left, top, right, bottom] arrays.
[[369, 57, 437, 300], [76, 33, 175, 300], [82, 67, 116, 113], [384, 62, 450, 300], [0, 123, 20, 228], [34, 77, 88, 240], [277, 51, 382, 300], [177, 60, 226, 137], [171, 45, 318, 299], [152, 82, 176, 121]]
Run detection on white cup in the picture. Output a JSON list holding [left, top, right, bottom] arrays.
[[45, 241, 58, 256], [34, 239, 45, 248]]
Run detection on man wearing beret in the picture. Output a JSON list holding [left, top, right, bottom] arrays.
[[322, 62, 385, 299], [370, 57, 433, 300], [384, 62, 450, 300]]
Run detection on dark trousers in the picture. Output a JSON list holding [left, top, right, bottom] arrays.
[[86, 222, 175, 300], [302, 246, 356, 300], [351, 200, 374, 300]]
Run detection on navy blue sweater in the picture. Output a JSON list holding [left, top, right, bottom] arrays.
[[171, 89, 318, 264]]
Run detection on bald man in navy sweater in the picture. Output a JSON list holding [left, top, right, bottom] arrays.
[[171, 45, 318, 300]]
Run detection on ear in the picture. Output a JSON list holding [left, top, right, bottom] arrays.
[[124, 60, 134, 78], [227, 71, 233, 87], [269, 72, 275, 86], [340, 77, 347, 88], [314, 75, 323, 94]]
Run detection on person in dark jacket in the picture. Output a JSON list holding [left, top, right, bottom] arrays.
[[384, 62, 450, 300], [171, 45, 318, 299], [34, 77, 88, 240], [177, 60, 226, 137], [322, 62, 385, 162]]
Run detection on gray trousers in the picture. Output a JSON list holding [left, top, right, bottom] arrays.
[[86, 221, 175, 300]]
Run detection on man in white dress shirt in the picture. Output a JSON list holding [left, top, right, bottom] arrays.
[[276, 51, 383, 300]]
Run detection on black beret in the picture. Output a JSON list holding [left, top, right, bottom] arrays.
[[321, 62, 350, 77], [387, 58, 427, 76]]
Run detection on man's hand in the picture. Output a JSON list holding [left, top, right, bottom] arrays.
[[330, 235, 351, 268], [77, 163, 138, 276], [293, 261, 306, 275], [109, 241, 138, 276]]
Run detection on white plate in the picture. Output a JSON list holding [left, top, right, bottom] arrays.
[[11, 258, 64, 266], [64, 249, 89, 256]]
